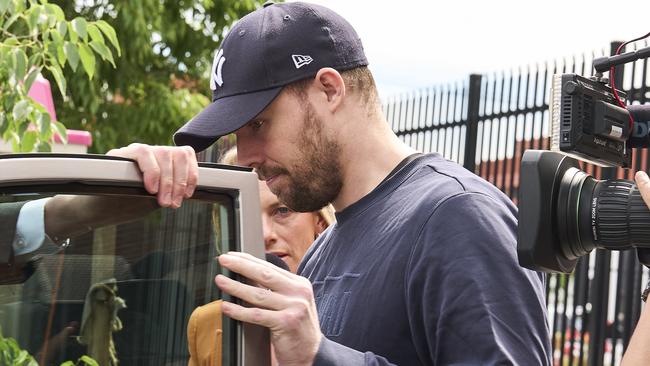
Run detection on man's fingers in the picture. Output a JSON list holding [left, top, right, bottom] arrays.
[[172, 150, 189, 208], [106, 144, 198, 208], [215, 274, 289, 310], [153, 148, 174, 207], [218, 254, 296, 292], [184, 146, 198, 198], [220, 300, 278, 328], [225, 251, 293, 279], [108, 144, 161, 195], [636, 171, 650, 208]]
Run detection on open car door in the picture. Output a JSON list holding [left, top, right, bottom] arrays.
[[0, 154, 269, 366]]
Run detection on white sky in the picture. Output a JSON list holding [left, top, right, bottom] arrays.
[[293, 0, 649, 99]]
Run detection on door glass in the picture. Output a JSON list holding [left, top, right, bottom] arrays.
[[0, 190, 235, 366]]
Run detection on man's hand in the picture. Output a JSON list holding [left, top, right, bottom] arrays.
[[635, 171, 650, 209], [215, 252, 322, 366], [107, 143, 198, 208]]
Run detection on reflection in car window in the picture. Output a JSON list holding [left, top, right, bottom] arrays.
[[0, 192, 234, 366]]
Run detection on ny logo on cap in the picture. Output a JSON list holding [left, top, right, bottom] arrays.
[[210, 49, 226, 90], [292, 54, 313, 69]]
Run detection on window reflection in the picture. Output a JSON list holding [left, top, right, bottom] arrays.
[[0, 192, 234, 366]]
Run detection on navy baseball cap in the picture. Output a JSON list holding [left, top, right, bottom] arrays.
[[173, 1, 368, 152]]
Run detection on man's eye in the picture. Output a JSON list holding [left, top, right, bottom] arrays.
[[250, 120, 264, 130]]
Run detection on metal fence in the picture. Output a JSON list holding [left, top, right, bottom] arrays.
[[383, 41, 650, 366]]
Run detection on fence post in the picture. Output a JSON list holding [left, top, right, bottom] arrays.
[[463, 74, 482, 173], [587, 40, 624, 366]]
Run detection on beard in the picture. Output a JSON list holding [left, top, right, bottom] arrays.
[[259, 102, 343, 212]]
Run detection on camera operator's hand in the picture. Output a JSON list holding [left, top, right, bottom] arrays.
[[635, 171, 650, 209], [621, 300, 650, 365], [622, 172, 650, 366]]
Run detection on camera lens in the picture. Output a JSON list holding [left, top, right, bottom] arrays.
[[558, 173, 650, 256]]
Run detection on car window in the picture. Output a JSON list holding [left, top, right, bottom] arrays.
[[0, 190, 235, 366]]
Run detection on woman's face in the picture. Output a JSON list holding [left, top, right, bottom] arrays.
[[258, 181, 326, 273]]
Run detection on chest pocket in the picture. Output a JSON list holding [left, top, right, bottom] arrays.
[[312, 273, 361, 337]]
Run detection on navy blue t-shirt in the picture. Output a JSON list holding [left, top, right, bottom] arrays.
[[298, 153, 551, 365]]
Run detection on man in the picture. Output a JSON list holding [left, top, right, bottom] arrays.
[[122, 2, 552, 364]]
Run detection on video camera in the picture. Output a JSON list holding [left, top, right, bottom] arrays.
[[517, 40, 650, 274]]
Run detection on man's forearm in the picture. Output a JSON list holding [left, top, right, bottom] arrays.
[[44, 195, 158, 242]]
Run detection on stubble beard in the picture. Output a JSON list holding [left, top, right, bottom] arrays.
[[272, 102, 343, 212]]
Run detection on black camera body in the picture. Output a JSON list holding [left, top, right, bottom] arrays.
[[550, 73, 631, 168], [517, 45, 650, 274]]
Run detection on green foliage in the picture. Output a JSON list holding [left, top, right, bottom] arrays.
[[0, 328, 98, 366], [51, 0, 265, 153], [0, 0, 120, 152], [0, 328, 38, 366]]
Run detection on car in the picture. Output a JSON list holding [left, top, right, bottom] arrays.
[[0, 153, 268, 366]]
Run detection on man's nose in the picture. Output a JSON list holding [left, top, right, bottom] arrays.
[[235, 134, 263, 169]]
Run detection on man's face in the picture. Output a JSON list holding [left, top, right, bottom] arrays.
[[236, 87, 343, 212], [259, 181, 324, 273]]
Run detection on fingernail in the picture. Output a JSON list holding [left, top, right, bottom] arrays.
[[152, 181, 159, 193], [164, 193, 172, 205], [221, 301, 231, 313], [637, 171, 649, 183]]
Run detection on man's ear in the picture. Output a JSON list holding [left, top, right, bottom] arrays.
[[314, 68, 346, 112]]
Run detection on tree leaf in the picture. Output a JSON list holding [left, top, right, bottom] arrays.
[[24, 66, 42, 92], [45, 3, 65, 22], [37, 141, 52, 152], [38, 110, 52, 138], [63, 41, 79, 71], [71, 17, 87, 41], [79, 355, 100, 366], [56, 20, 67, 38], [95, 20, 121, 56], [2, 12, 20, 31], [78, 43, 95, 79], [12, 99, 30, 121], [26, 5, 41, 30], [87, 23, 104, 44], [52, 121, 68, 144], [57, 43, 66, 66], [66, 21, 77, 42], [50, 28, 63, 44], [89, 40, 115, 67], [46, 64, 66, 96], [11, 48, 27, 82], [20, 131, 38, 152], [0, 0, 10, 16]]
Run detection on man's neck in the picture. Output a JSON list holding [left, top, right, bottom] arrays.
[[332, 122, 417, 212]]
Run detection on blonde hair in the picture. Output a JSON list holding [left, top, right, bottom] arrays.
[[219, 146, 335, 226]]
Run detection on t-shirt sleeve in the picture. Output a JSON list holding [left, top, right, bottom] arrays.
[[405, 192, 551, 365], [313, 337, 397, 366]]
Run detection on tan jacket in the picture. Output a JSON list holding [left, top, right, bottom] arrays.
[[187, 300, 222, 366]]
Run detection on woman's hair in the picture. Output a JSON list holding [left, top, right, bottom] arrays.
[[219, 146, 335, 226]]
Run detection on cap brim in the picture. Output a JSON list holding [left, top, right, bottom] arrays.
[[173, 86, 283, 152]]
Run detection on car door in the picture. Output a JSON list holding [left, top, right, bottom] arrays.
[[0, 153, 269, 366]]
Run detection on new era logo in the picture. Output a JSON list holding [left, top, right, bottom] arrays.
[[292, 54, 313, 69]]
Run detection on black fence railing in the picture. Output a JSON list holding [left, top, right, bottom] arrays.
[[383, 41, 650, 366]]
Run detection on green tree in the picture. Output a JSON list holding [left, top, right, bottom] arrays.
[[0, 0, 119, 152], [52, 0, 264, 153]]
